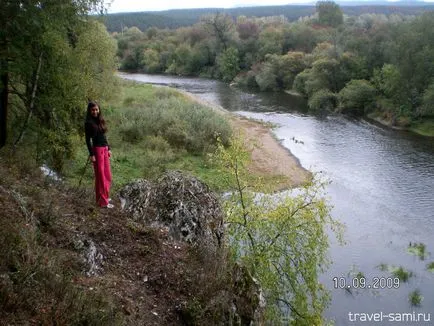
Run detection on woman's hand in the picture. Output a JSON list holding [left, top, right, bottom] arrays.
[[90, 155, 96, 162], [108, 150, 112, 158]]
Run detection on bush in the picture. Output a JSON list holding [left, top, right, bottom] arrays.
[[233, 71, 258, 89], [214, 136, 344, 323], [293, 69, 312, 97], [143, 135, 172, 152], [255, 62, 278, 91], [308, 89, 337, 113], [217, 47, 241, 82], [338, 79, 376, 116], [420, 82, 434, 117], [0, 185, 123, 325], [114, 88, 232, 155]]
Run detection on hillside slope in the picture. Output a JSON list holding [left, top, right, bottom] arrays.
[[103, 4, 434, 32], [0, 156, 231, 325]]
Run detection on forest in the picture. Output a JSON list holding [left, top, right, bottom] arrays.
[[0, 0, 117, 167], [112, 1, 434, 131], [103, 4, 434, 32]]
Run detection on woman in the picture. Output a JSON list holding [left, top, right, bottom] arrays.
[[85, 101, 113, 208]]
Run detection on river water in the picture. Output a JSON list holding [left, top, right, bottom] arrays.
[[120, 73, 434, 325]]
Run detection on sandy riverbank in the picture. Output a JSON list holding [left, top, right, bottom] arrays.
[[181, 91, 311, 190]]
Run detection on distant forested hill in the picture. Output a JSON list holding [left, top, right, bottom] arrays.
[[103, 4, 434, 32]]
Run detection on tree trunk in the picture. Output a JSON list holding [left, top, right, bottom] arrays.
[[0, 60, 8, 148], [14, 52, 43, 147]]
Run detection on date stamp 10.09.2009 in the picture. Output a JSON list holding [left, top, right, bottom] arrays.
[[333, 276, 400, 290]]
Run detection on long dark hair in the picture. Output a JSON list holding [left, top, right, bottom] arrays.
[[86, 101, 107, 133]]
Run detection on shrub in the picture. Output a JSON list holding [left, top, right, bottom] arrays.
[[214, 136, 344, 323], [409, 289, 423, 307], [233, 71, 258, 89], [338, 79, 376, 115], [308, 89, 337, 113], [420, 83, 434, 117], [255, 62, 278, 91], [293, 69, 312, 97], [0, 186, 123, 325], [143, 135, 172, 152], [217, 47, 241, 82], [115, 89, 232, 154]]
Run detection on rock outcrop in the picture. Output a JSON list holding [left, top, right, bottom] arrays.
[[118, 171, 266, 325], [119, 171, 224, 251]]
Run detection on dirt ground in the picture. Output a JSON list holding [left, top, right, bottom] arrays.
[[0, 165, 229, 325], [229, 115, 311, 189]]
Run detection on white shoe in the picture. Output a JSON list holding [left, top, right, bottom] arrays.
[[102, 203, 114, 209]]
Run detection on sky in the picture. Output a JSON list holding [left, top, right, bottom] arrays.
[[106, 0, 315, 13]]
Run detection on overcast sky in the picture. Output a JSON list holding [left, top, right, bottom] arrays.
[[106, 0, 316, 13]]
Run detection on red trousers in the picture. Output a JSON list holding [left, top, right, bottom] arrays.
[[92, 146, 112, 207]]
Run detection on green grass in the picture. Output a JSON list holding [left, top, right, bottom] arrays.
[[368, 109, 434, 137], [407, 242, 427, 260], [65, 79, 292, 194], [427, 262, 434, 273], [409, 289, 423, 307], [64, 79, 233, 192], [0, 179, 124, 324], [409, 119, 434, 137], [390, 266, 413, 282], [377, 263, 389, 272], [377, 264, 413, 282]]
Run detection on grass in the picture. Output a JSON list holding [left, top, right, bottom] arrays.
[[407, 242, 427, 260], [0, 154, 239, 325], [64, 79, 290, 193], [390, 266, 413, 282], [427, 262, 434, 273], [409, 289, 423, 307], [64, 80, 233, 192], [377, 263, 389, 272], [0, 162, 124, 324], [377, 263, 413, 282], [409, 119, 434, 137], [367, 109, 434, 137]]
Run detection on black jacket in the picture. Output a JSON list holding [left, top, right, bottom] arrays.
[[85, 119, 109, 156]]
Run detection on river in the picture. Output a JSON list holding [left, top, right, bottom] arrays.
[[120, 73, 434, 325]]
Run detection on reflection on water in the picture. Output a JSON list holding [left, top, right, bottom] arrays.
[[121, 73, 434, 325]]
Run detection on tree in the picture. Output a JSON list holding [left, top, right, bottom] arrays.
[[372, 64, 405, 106], [214, 136, 343, 324], [142, 48, 162, 73], [275, 52, 307, 90], [201, 13, 235, 52], [236, 19, 260, 41], [308, 89, 337, 113], [258, 26, 284, 59], [287, 22, 322, 53], [252, 52, 307, 92], [293, 69, 312, 97], [338, 79, 376, 115], [308, 58, 340, 95], [0, 0, 116, 169], [217, 47, 240, 82], [420, 83, 434, 117], [166, 44, 194, 75], [255, 61, 278, 91], [0, 59, 7, 148], [316, 1, 343, 28]]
